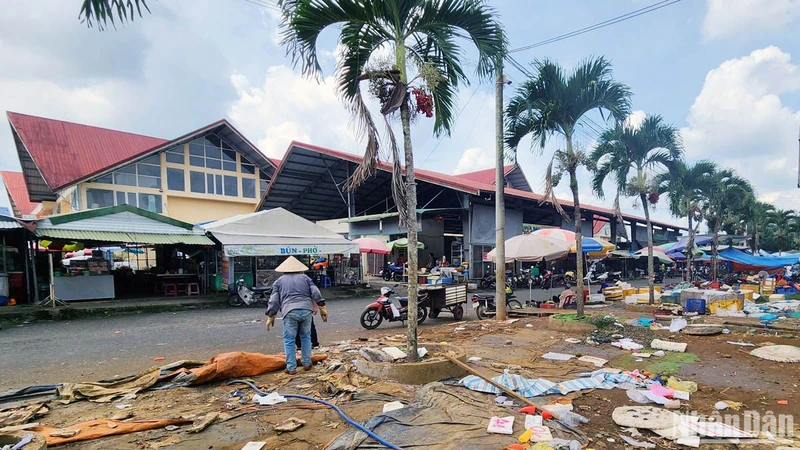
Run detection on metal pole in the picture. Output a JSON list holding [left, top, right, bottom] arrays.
[[495, 56, 507, 320]]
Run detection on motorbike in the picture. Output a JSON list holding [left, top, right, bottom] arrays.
[[228, 278, 272, 307], [563, 271, 576, 285], [380, 262, 404, 282], [472, 293, 522, 320], [360, 287, 428, 330], [478, 273, 495, 289], [653, 271, 664, 284]]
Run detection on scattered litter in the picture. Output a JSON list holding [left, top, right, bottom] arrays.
[[666, 377, 697, 393], [114, 404, 131, 410], [240, 443, 266, 450], [672, 390, 690, 401], [541, 352, 575, 361], [777, 400, 789, 406], [631, 352, 651, 358], [274, 417, 305, 433], [577, 355, 607, 367], [727, 341, 755, 347], [687, 421, 755, 438], [527, 425, 553, 442], [620, 435, 656, 448], [650, 339, 687, 352], [165, 425, 179, 431], [252, 392, 286, 406], [668, 318, 688, 333], [153, 357, 166, 361], [564, 338, 582, 344], [8, 433, 34, 450], [417, 347, 428, 358], [749, 345, 800, 363], [518, 428, 533, 443], [454, 327, 466, 331], [626, 390, 651, 404], [495, 396, 508, 404], [504, 319, 519, 324], [381, 347, 408, 361], [612, 339, 644, 351], [110, 411, 132, 421], [382, 401, 404, 413], [653, 351, 666, 357], [359, 347, 392, 363], [188, 411, 219, 433], [49, 429, 79, 438], [467, 357, 482, 362], [486, 416, 514, 435], [675, 436, 701, 447], [637, 317, 654, 327], [525, 324, 533, 328], [612, 406, 679, 430], [524, 414, 543, 428], [715, 401, 730, 410]]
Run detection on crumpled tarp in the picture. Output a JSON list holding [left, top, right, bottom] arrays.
[[459, 369, 645, 398], [0, 402, 48, 427], [157, 351, 328, 388], [31, 418, 192, 446], [326, 382, 580, 450], [57, 367, 160, 404]]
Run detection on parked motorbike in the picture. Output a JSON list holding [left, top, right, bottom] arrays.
[[228, 278, 272, 307], [380, 262, 404, 282], [653, 271, 664, 284], [563, 271, 576, 285], [478, 274, 495, 289], [360, 287, 428, 330], [472, 293, 522, 320]]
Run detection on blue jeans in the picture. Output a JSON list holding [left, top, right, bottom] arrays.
[[282, 308, 313, 371]]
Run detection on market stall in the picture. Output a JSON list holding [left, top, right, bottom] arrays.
[[34, 205, 214, 302], [202, 208, 359, 288]]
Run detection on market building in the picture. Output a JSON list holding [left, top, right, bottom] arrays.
[[6, 112, 278, 224], [258, 141, 684, 279]]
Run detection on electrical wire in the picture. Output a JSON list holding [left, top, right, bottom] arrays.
[[509, 0, 682, 53], [238, 0, 281, 13], [228, 380, 403, 450]]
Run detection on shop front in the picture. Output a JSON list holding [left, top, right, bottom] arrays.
[[203, 208, 359, 289]]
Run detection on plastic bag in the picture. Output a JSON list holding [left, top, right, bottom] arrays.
[[667, 376, 698, 393], [669, 318, 687, 333]]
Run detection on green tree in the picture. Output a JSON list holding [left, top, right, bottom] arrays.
[[766, 209, 797, 254], [656, 160, 716, 281], [277, 0, 505, 359], [506, 57, 631, 318], [79, 0, 150, 29], [703, 168, 752, 281], [591, 115, 683, 303], [740, 199, 775, 254]]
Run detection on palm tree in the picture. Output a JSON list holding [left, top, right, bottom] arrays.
[[703, 168, 753, 281], [766, 209, 797, 254], [741, 199, 775, 254], [505, 57, 631, 318], [278, 0, 505, 360], [79, 0, 150, 29], [591, 115, 683, 303], [656, 160, 716, 282]]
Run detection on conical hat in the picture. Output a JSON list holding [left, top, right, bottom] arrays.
[[275, 256, 309, 273]]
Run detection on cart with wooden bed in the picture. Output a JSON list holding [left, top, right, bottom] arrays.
[[419, 284, 468, 320]]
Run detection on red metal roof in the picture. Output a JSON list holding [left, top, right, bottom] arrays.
[[454, 165, 515, 185], [265, 141, 683, 230], [0, 171, 39, 217], [7, 112, 168, 191], [269, 157, 282, 168]]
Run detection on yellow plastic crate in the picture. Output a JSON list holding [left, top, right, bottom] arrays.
[[708, 298, 743, 314], [623, 289, 635, 297]]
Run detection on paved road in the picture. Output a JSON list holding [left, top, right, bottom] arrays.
[[0, 296, 473, 391]]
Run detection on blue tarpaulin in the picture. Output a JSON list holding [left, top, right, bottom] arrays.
[[718, 248, 800, 270], [665, 236, 713, 255]]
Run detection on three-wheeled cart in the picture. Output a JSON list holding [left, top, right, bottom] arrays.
[[420, 284, 468, 320]]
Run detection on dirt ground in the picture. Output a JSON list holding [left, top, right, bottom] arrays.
[[2, 304, 799, 449]]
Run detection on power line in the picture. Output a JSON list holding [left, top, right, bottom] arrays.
[[509, 0, 682, 53], [239, 0, 280, 12]]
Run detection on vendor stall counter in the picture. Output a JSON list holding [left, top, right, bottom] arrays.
[[55, 258, 115, 301]]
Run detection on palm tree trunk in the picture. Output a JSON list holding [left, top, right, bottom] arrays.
[[641, 193, 655, 304], [396, 42, 419, 362], [567, 138, 585, 318], [687, 211, 694, 283], [711, 224, 719, 282]]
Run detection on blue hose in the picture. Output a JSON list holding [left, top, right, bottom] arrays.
[[227, 380, 402, 450]]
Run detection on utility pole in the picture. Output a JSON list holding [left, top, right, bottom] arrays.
[[495, 56, 507, 321]]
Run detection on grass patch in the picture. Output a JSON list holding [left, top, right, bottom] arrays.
[[612, 352, 698, 376], [553, 313, 618, 329]]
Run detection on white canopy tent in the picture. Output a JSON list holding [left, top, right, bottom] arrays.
[[202, 208, 358, 257]]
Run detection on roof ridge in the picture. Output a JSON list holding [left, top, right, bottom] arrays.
[[7, 111, 167, 141]]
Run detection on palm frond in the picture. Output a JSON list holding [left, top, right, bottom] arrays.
[[79, 0, 150, 30], [541, 155, 568, 220]]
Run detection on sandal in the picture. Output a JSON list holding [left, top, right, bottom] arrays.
[[284, 369, 297, 375]]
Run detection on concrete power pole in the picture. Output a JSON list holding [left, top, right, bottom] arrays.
[[495, 57, 507, 321]]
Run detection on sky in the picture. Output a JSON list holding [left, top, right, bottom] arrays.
[[0, 0, 798, 230]]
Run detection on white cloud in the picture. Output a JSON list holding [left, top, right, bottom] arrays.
[[702, 0, 800, 40], [682, 46, 800, 208], [452, 147, 494, 175], [227, 66, 362, 158], [625, 110, 646, 130]]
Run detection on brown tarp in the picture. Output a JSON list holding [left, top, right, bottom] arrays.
[[57, 367, 161, 404], [159, 351, 328, 386], [31, 418, 192, 446]]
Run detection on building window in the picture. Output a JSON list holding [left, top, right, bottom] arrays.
[[242, 178, 256, 198], [102, 155, 161, 189], [87, 189, 114, 208], [190, 171, 205, 193], [167, 168, 184, 191], [94, 173, 113, 184], [224, 175, 238, 197], [241, 157, 255, 175], [139, 193, 162, 213], [186, 134, 239, 172], [165, 147, 184, 164], [259, 169, 270, 197]]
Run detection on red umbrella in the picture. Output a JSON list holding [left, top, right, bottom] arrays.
[[353, 237, 390, 255]]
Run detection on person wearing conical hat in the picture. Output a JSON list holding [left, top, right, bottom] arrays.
[[265, 256, 328, 375]]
